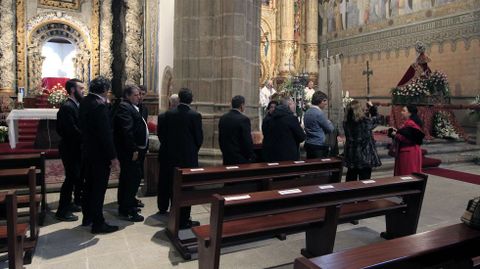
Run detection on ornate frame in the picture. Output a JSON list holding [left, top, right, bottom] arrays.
[[38, 0, 81, 11]]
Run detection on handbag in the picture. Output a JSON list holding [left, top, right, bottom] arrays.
[[387, 139, 397, 158], [461, 196, 480, 229]]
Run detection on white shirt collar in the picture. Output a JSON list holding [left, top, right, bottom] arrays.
[[90, 92, 106, 103]]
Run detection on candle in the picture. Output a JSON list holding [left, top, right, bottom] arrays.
[[346, 90, 349, 98], [17, 88, 23, 103], [342, 90, 344, 97]]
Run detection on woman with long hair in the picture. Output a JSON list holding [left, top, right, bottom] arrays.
[[389, 105, 425, 176], [343, 100, 381, 181]]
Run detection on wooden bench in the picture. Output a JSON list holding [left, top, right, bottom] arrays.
[[0, 153, 47, 224], [294, 223, 480, 269], [0, 190, 28, 269], [0, 167, 39, 264], [192, 174, 428, 269], [167, 157, 344, 259]]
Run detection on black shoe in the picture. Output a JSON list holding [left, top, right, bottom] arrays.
[[179, 220, 200, 229], [119, 210, 144, 222], [157, 209, 168, 215], [135, 199, 145, 208], [350, 220, 359, 225], [82, 219, 92, 226], [133, 207, 141, 213], [91, 222, 119, 234], [55, 211, 79, 222], [70, 203, 82, 213]]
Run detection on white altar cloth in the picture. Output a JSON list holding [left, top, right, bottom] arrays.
[[6, 109, 58, 149]]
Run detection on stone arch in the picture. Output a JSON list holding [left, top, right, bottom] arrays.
[[160, 66, 174, 110], [26, 12, 92, 90]]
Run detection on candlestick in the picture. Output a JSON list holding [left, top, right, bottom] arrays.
[[345, 90, 349, 98]]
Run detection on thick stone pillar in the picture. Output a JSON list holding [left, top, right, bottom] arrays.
[[111, 0, 127, 98], [305, 0, 319, 82], [174, 0, 261, 162], [277, 0, 295, 77]]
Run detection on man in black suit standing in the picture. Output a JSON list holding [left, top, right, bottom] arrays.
[[157, 88, 203, 228], [79, 76, 118, 234], [55, 79, 84, 221], [218, 95, 254, 165], [156, 94, 179, 214], [113, 85, 148, 222], [262, 96, 306, 162]]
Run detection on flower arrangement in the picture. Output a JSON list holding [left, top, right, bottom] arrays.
[[425, 71, 449, 96], [342, 90, 353, 108], [469, 95, 480, 120], [47, 88, 68, 106], [391, 70, 450, 105], [30, 86, 46, 96], [391, 78, 429, 97], [0, 126, 8, 143], [433, 111, 459, 140]]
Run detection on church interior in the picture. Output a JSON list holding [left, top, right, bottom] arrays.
[[0, 0, 479, 268]]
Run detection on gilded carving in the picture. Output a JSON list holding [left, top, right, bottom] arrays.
[[125, 0, 144, 85], [16, 0, 26, 87], [0, 0, 15, 91], [38, 0, 81, 11], [99, 0, 113, 78], [91, 0, 100, 77]]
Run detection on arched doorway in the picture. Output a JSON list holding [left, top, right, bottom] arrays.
[[160, 66, 174, 110]]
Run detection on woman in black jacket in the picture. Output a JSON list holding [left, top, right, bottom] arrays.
[[343, 100, 381, 181]]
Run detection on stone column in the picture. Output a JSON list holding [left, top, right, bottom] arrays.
[[305, 0, 319, 82], [277, 0, 295, 77], [174, 0, 261, 163]]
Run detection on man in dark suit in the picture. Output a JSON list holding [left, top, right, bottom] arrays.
[[55, 78, 84, 221], [262, 96, 306, 162], [218, 95, 254, 165], [157, 89, 203, 228], [134, 85, 148, 209], [156, 94, 179, 214], [113, 85, 148, 222], [79, 76, 119, 234]]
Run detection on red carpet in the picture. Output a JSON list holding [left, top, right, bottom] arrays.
[[424, 167, 480, 185], [0, 142, 59, 158]]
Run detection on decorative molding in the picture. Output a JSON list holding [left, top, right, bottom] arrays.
[[27, 11, 91, 45], [28, 22, 89, 87], [0, 0, 15, 90], [320, 10, 480, 58], [16, 0, 26, 87], [99, 0, 113, 79], [91, 0, 100, 77], [38, 0, 81, 11], [125, 0, 144, 85]]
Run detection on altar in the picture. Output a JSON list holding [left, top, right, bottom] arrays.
[[6, 108, 59, 149]]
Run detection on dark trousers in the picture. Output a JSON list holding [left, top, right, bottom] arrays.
[[157, 162, 191, 225], [82, 160, 111, 225], [305, 143, 329, 159], [117, 156, 142, 213], [57, 145, 83, 214], [346, 167, 372, 181]]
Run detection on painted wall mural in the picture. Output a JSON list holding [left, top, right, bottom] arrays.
[[323, 0, 461, 33]]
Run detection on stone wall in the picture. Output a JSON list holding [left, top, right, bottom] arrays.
[[174, 0, 261, 156], [320, 1, 480, 100]]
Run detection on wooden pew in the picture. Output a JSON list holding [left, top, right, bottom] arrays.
[[0, 153, 47, 224], [294, 223, 480, 269], [192, 174, 428, 269], [167, 157, 343, 259], [0, 167, 39, 264], [0, 190, 28, 269]]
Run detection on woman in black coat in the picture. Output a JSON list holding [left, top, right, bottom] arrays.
[[343, 100, 381, 181]]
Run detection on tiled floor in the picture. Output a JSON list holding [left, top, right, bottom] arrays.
[[2, 163, 479, 269]]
